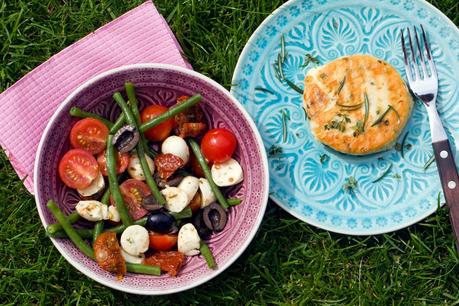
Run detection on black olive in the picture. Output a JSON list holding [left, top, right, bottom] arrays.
[[112, 125, 139, 153], [141, 195, 162, 211], [202, 203, 227, 232], [154, 172, 184, 188], [145, 211, 176, 234], [192, 210, 212, 240]]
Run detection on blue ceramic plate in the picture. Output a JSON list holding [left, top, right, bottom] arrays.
[[231, 0, 459, 235]]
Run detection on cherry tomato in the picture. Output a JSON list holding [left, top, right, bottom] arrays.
[[111, 179, 149, 220], [58, 149, 99, 189], [144, 251, 185, 276], [93, 232, 126, 279], [70, 118, 109, 154], [148, 232, 178, 251], [141, 105, 174, 141], [96, 150, 129, 176], [201, 128, 237, 163]]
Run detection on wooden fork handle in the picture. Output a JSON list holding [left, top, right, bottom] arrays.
[[432, 139, 459, 252]]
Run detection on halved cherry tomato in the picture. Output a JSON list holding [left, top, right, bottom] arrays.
[[70, 118, 109, 154], [58, 149, 99, 189], [141, 105, 174, 141], [144, 251, 185, 276], [96, 150, 129, 176], [93, 232, 126, 279], [111, 179, 149, 220], [201, 128, 237, 163], [149, 232, 178, 251]]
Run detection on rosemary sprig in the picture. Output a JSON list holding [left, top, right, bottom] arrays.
[[285, 79, 304, 94], [336, 77, 346, 95], [372, 164, 393, 183], [363, 92, 369, 132], [400, 132, 409, 159], [281, 110, 288, 143], [423, 155, 435, 170], [337, 102, 363, 110], [277, 53, 285, 80], [300, 53, 320, 68], [371, 105, 400, 127], [255, 87, 274, 94], [343, 176, 358, 193], [319, 154, 329, 164], [280, 35, 286, 63], [268, 145, 282, 157]]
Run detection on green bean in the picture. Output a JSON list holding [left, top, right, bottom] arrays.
[[107, 134, 133, 226], [139, 95, 202, 132], [227, 198, 242, 206], [120, 84, 166, 205], [170, 207, 192, 220], [200, 241, 217, 269], [49, 228, 93, 239], [46, 200, 95, 259], [69, 107, 113, 128], [100, 188, 110, 205], [113, 92, 137, 126], [188, 138, 229, 209], [109, 113, 126, 134], [92, 221, 104, 245], [46, 212, 80, 234], [49, 217, 148, 239], [125, 263, 161, 276]]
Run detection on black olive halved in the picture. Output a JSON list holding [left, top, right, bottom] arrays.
[[141, 195, 162, 211], [154, 172, 184, 188], [112, 124, 139, 153], [192, 210, 212, 240], [202, 203, 227, 232], [145, 211, 176, 234]]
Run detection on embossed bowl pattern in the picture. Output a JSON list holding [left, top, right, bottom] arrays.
[[231, 0, 459, 234], [34, 64, 269, 295]]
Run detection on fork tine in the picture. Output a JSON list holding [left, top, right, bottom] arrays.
[[414, 26, 428, 78], [400, 29, 413, 83], [407, 27, 420, 80], [421, 24, 437, 78]]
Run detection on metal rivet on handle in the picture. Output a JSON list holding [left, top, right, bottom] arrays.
[[448, 181, 457, 190], [440, 150, 448, 159]]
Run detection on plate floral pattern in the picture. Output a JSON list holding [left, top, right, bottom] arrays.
[[231, 0, 459, 234]]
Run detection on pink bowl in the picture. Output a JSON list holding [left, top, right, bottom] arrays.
[[34, 64, 269, 295]]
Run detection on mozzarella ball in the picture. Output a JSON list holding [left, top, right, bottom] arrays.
[[211, 158, 244, 187], [75, 200, 108, 221], [108, 205, 120, 222], [177, 176, 199, 203], [77, 172, 105, 197], [121, 248, 145, 264], [120, 225, 149, 256], [127, 153, 154, 181], [198, 178, 216, 208], [178, 223, 201, 256], [161, 136, 190, 164], [161, 187, 189, 213]]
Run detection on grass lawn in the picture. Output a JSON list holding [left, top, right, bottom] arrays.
[[1, 0, 459, 304]]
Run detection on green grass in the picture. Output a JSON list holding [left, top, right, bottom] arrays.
[[1, 0, 459, 304]]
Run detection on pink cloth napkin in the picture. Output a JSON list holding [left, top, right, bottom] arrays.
[[0, 1, 191, 194]]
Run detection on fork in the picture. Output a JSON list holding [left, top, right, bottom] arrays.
[[401, 25, 459, 251]]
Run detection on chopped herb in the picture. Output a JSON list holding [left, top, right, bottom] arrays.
[[400, 132, 409, 158], [376, 109, 381, 115], [393, 173, 401, 179], [319, 154, 329, 164], [372, 164, 393, 183], [423, 155, 435, 170], [363, 92, 369, 132], [371, 105, 400, 127], [336, 77, 346, 95], [300, 53, 319, 68], [343, 176, 358, 193], [268, 145, 282, 157], [281, 110, 288, 143], [295, 132, 300, 137], [325, 113, 350, 132], [353, 120, 364, 137], [255, 87, 274, 94], [285, 79, 304, 94]]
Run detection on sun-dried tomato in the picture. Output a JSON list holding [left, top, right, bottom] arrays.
[[93, 232, 126, 280], [174, 95, 207, 138], [154, 153, 185, 180], [144, 251, 186, 277]]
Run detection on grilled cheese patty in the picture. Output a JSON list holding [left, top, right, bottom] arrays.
[[303, 54, 412, 155]]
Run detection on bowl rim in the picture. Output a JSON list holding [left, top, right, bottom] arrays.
[[33, 63, 269, 295]]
